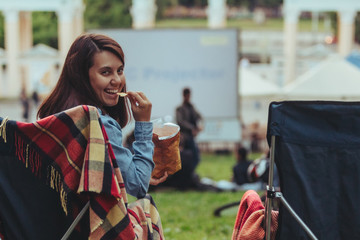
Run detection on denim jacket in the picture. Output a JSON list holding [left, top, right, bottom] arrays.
[[99, 110, 154, 198]]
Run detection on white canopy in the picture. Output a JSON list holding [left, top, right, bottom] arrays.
[[239, 67, 281, 97], [298, 44, 334, 58], [21, 44, 58, 59], [283, 55, 360, 100]]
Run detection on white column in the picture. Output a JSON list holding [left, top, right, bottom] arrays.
[[324, 13, 332, 34], [338, 10, 356, 57], [283, 8, 300, 85], [57, 9, 75, 64], [19, 11, 32, 52], [207, 0, 227, 29], [19, 11, 32, 94], [73, 5, 85, 40], [4, 10, 20, 98], [130, 0, 157, 29], [311, 11, 319, 33]]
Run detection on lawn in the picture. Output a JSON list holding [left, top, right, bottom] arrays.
[[130, 152, 264, 240]]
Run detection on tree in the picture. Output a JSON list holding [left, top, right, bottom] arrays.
[[84, 0, 132, 29], [156, 0, 178, 20], [32, 12, 58, 49], [178, 0, 207, 7]]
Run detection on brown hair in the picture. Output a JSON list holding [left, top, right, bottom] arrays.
[[37, 33, 130, 128]]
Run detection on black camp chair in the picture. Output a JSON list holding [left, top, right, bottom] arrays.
[[0, 117, 89, 240], [265, 101, 360, 240]]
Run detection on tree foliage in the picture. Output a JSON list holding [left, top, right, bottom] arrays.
[[84, 0, 132, 30], [156, 0, 179, 19], [32, 12, 58, 49], [178, 0, 207, 7]]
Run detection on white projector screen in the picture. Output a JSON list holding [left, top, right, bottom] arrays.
[[91, 29, 239, 120]]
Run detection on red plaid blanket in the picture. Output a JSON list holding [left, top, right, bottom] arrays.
[[0, 105, 164, 239]]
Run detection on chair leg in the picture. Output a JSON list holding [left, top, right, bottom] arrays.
[[213, 201, 240, 217]]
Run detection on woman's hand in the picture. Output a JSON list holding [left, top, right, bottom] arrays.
[[150, 171, 168, 185], [127, 91, 152, 122]]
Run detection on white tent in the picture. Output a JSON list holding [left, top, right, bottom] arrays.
[[20, 43, 59, 60], [283, 55, 360, 100], [239, 67, 282, 127], [239, 67, 281, 97], [298, 43, 334, 58]]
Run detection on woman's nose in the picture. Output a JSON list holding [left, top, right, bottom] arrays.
[[111, 74, 121, 84]]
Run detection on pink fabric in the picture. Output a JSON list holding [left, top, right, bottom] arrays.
[[232, 190, 279, 240]]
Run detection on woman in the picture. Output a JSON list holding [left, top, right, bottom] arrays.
[[38, 33, 165, 198]]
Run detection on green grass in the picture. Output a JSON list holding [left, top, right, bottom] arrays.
[[156, 17, 331, 32], [197, 152, 262, 181], [151, 191, 242, 240], [128, 152, 264, 239]]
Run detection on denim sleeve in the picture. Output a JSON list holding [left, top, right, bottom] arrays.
[[100, 114, 154, 198]]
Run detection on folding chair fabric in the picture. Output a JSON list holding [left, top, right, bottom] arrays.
[[267, 101, 360, 240]]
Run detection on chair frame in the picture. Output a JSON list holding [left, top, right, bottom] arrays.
[[264, 135, 318, 240], [61, 201, 90, 240]]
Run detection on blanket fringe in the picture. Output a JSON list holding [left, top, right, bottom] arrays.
[[14, 133, 42, 177], [13, 132, 69, 216], [0, 117, 8, 143], [49, 165, 68, 216]]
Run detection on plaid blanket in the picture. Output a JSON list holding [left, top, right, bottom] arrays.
[[232, 190, 278, 240], [0, 105, 164, 239]]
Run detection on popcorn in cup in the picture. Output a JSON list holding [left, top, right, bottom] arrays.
[[152, 121, 181, 179]]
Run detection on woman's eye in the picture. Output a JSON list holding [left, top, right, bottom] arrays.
[[102, 70, 110, 75], [118, 69, 124, 74]]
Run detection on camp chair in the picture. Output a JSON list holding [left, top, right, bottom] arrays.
[[0, 105, 164, 239], [265, 101, 360, 240]]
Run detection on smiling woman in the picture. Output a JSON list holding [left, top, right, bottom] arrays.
[[37, 33, 165, 199]]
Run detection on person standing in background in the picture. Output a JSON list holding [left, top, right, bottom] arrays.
[[20, 87, 30, 122], [176, 87, 203, 170]]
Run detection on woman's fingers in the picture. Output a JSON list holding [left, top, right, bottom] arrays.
[[150, 171, 168, 185], [127, 91, 152, 122], [127, 91, 148, 106], [136, 91, 149, 102]]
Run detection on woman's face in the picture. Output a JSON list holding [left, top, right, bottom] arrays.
[[89, 50, 126, 107]]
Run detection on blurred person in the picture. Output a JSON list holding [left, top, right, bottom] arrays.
[[149, 87, 220, 191], [248, 150, 280, 189], [32, 90, 40, 107], [37, 33, 166, 198], [148, 115, 220, 192], [232, 146, 252, 186], [175, 87, 203, 170], [20, 87, 30, 122], [213, 145, 266, 192]]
